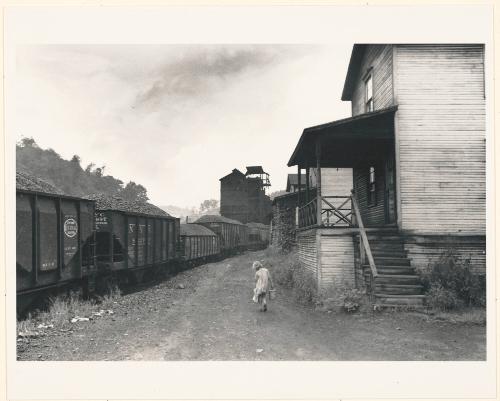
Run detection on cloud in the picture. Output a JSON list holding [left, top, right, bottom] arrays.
[[133, 45, 301, 110]]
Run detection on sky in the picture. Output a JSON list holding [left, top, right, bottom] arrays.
[[15, 44, 352, 207]]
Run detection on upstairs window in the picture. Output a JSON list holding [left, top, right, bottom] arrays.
[[368, 166, 376, 206], [365, 74, 374, 112]]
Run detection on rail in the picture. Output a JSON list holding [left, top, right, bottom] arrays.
[[350, 191, 378, 298], [298, 198, 317, 229], [297, 195, 353, 229]]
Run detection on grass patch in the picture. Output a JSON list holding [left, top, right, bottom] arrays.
[[430, 307, 486, 326], [17, 287, 122, 338]]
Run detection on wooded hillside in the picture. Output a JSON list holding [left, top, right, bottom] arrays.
[[16, 137, 149, 202]]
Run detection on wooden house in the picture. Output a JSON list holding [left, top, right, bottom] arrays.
[[287, 44, 486, 306]]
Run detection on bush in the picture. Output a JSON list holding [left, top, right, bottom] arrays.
[[267, 251, 317, 305], [421, 249, 485, 310], [319, 285, 367, 313], [427, 283, 461, 311]]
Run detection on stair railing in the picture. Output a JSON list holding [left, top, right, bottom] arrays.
[[351, 190, 378, 297]]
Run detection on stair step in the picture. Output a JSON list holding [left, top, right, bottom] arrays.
[[373, 257, 411, 266], [375, 284, 423, 295], [375, 274, 421, 284], [374, 294, 426, 306], [364, 265, 415, 275], [371, 250, 408, 257]]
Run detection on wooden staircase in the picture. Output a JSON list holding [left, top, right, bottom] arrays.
[[362, 232, 425, 307]]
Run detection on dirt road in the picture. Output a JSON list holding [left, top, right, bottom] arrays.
[[17, 250, 486, 361]]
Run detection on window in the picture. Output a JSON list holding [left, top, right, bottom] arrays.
[[365, 74, 374, 112], [368, 166, 376, 205]]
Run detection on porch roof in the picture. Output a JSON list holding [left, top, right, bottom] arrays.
[[287, 106, 397, 168]]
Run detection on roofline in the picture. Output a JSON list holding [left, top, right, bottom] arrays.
[[341, 44, 367, 101], [16, 188, 94, 202], [97, 208, 177, 219], [287, 105, 398, 167]]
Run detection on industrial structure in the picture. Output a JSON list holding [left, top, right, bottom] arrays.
[[219, 166, 272, 225]]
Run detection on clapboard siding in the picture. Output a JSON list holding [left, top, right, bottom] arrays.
[[297, 229, 318, 276], [404, 235, 486, 275], [351, 45, 394, 116], [319, 233, 355, 289], [353, 164, 386, 226], [394, 44, 486, 234], [320, 168, 353, 196]]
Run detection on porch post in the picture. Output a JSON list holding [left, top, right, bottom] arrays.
[[305, 166, 310, 203], [297, 165, 301, 207], [316, 139, 322, 227]]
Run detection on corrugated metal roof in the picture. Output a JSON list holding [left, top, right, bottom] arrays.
[[86, 193, 171, 217], [195, 214, 243, 225], [16, 171, 65, 195], [180, 224, 217, 236]]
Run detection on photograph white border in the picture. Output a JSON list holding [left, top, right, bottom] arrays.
[[2, 3, 497, 400]]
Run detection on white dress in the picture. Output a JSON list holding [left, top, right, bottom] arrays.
[[255, 268, 270, 295]]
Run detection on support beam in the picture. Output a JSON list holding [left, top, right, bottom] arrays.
[[297, 165, 301, 207], [305, 166, 310, 203], [316, 140, 322, 227]]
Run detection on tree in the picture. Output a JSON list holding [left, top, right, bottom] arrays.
[[18, 137, 38, 148], [199, 199, 219, 213], [120, 181, 149, 202], [85, 162, 96, 174], [71, 155, 81, 165]]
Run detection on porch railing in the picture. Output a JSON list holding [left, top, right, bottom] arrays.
[[296, 191, 378, 295], [297, 195, 353, 229]]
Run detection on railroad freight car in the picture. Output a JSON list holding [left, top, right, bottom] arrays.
[[194, 215, 248, 254], [180, 224, 220, 263], [16, 172, 96, 311], [246, 222, 270, 250], [87, 194, 180, 284]]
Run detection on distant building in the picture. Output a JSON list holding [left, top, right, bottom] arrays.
[[219, 166, 272, 224], [286, 174, 306, 193]]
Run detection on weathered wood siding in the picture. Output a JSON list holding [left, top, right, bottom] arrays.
[[353, 164, 386, 226], [394, 44, 486, 234], [404, 235, 486, 275], [319, 232, 355, 290], [351, 45, 394, 116], [320, 168, 353, 196], [297, 228, 318, 276]]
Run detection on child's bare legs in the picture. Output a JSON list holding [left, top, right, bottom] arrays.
[[257, 293, 267, 311]]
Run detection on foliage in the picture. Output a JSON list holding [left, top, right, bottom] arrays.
[[199, 199, 219, 213], [16, 138, 150, 202], [121, 181, 149, 202], [426, 283, 460, 311], [420, 249, 486, 310], [319, 285, 367, 313], [270, 250, 317, 305]]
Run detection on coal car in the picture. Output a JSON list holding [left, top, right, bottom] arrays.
[[180, 223, 220, 263], [87, 194, 180, 284], [246, 222, 270, 250], [16, 172, 96, 310], [194, 215, 248, 254]]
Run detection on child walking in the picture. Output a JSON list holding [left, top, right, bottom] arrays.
[[252, 261, 274, 312]]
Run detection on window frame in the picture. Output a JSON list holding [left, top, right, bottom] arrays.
[[364, 70, 374, 113], [367, 166, 377, 206]]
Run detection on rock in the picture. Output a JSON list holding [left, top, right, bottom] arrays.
[[256, 348, 264, 353], [176, 284, 185, 289]]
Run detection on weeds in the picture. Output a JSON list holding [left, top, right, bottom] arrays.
[[420, 249, 486, 311], [263, 250, 318, 305], [17, 287, 122, 338]]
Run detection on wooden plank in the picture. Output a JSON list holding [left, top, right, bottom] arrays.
[[351, 193, 378, 277]]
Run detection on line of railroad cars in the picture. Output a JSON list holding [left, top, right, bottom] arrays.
[[16, 172, 269, 312]]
